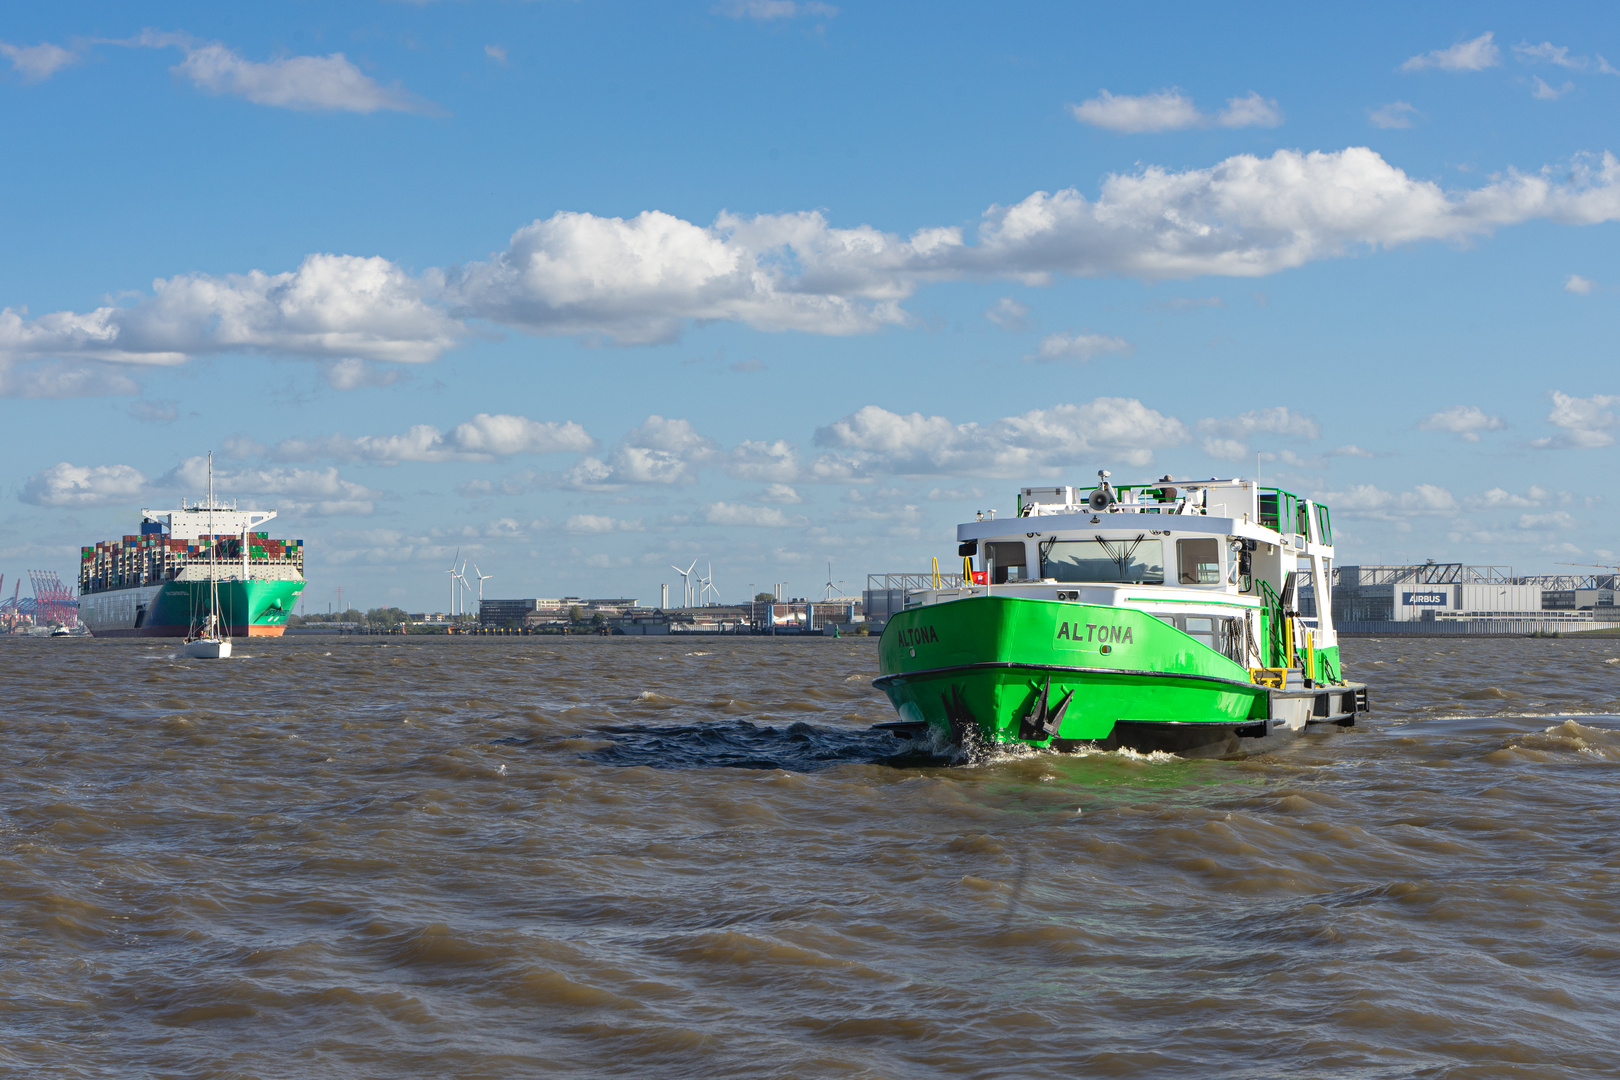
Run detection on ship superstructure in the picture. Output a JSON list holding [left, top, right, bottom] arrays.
[[874, 473, 1367, 756], [78, 500, 305, 638]]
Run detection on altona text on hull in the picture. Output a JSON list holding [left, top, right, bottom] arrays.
[[874, 473, 1367, 757], [78, 502, 305, 639]]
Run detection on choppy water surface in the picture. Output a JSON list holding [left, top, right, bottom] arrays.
[[4, 635, 1619, 1078]]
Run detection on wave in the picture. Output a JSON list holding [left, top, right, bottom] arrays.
[[582, 719, 950, 771]]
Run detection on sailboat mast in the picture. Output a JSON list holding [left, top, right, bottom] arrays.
[[207, 452, 220, 638]]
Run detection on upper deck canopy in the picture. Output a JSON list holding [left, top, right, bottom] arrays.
[[956, 477, 1334, 554]]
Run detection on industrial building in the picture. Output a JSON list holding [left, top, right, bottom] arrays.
[[479, 597, 641, 628], [1303, 564, 1617, 634], [476, 595, 863, 635]]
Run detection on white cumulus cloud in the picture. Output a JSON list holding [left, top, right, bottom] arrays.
[[1070, 89, 1204, 132], [726, 439, 799, 482], [1202, 438, 1250, 462], [141, 32, 438, 114], [0, 40, 79, 82], [960, 148, 1620, 282], [444, 208, 929, 345], [714, 1, 838, 20], [550, 416, 722, 489], [985, 296, 1030, 331], [564, 514, 644, 533], [324, 358, 404, 391], [1402, 32, 1501, 72], [1532, 391, 1620, 449], [0, 361, 140, 398], [1199, 406, 1321, 441], [24, 456, 377, 516], [756, 483, 803, 504], [16, 146, 1620, 357], [1418, 405, 1507, 441], [1216, 92, 1284, 128], [163, 458, 380, 516], [1317, 483, 1459, 521], [1070, 89, 1280, 133], [1513, 41, 1620, 74], [1466, 485, 1553, 510], [1198, 407, 1319, 460], [1531, 77, 1575, 101], [1369, 101, 1419, 129], [0, 253, 461, 367], [1565, 274, 1595, 294], [1031, 331, 1134, 363], [703, 502, 795, 527], [21, 462, 148, 507], [813, 399, 1190, 477], [271, 413, 595, 464]]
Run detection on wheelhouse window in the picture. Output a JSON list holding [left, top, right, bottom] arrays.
[[1176, 538, 1222, 585], [984, 541, 1029, 584], [1040, 537, 1164, 584]]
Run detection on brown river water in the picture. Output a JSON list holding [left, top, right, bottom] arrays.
[[3, 634, 1619, 1079]]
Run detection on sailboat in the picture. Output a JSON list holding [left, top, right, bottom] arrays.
[[182, 453, 232, 659]]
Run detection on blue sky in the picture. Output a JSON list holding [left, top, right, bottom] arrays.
[[3, 2, 1618, 612]]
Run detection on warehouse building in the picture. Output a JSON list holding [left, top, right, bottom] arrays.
[[1302, 564, 1617, 634]]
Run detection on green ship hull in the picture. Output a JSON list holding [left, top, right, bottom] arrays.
[[876, 595, 1348, 755], [80, 578, 305, 638]]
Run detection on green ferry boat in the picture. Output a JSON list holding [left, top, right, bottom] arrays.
[[874, 473, 1366, 757]]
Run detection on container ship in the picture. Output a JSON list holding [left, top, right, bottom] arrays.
[[78, 502, 305, 638]]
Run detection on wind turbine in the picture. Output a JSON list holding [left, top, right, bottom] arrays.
[[822, 561, 837, 600], [670, 559, 697, 608], [456, 560, 473, 618], [473, 564, 493, 605], [445, 548, 461, 616], [699, 561, 717, 606]]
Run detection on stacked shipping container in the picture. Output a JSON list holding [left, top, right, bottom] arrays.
[[80, 533, 305, 593]]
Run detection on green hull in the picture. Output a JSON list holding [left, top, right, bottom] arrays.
[[878, 596, 1278, 750], [81, 578, 304, 637]]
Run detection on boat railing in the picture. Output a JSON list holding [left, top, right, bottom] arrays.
[[868, 572, 966, 592]]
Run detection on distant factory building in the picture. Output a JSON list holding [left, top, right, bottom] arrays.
[[1303, 564, 1617, 634], [480, 597, 642, 628]]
